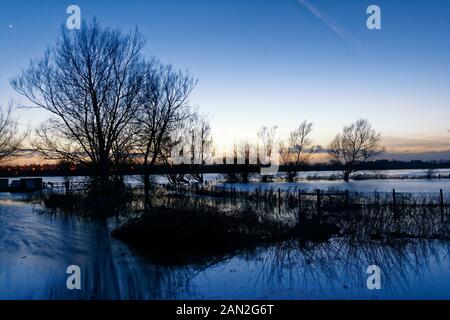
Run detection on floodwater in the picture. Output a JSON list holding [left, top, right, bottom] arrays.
[[221, 179, 450, 194], [8, 169, 450, 194], [218, 169, 450, 194], [1, 191, 450, 300]]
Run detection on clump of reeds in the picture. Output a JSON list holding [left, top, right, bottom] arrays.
[[111, 206, 301, 264], [42, 187, 136, 217], [43, 193, 81, 210]]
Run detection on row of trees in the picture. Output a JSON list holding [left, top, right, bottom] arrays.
[[1, 20, 384, 190], [219, 119, 383, 183], [10, 21, 207, 192]]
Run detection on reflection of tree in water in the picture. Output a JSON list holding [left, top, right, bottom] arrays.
[[23, 190, 450, 299], [112, 191, 450, 298], [0, 203, 231, 300], [143, 190, 450, 239], [79, 235, 240, 299], [341, 206, 450, 241], [249, 238, 449, 297], [71, 216, 245, 300], [104, 238, 449, 299]]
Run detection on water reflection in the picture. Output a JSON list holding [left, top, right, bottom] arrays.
[[1, 194, 450, 299], [222, 179, 450, 194], [248, 239, 449, 299]]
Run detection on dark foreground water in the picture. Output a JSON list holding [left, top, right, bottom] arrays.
[[1, 193, 450, 300]]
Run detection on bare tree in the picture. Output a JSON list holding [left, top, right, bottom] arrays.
[[279, 121, 314, 182], [223, 143, 239, 183], [329, 119, 384, 182], [188, 114, 214, 183], [424, 167, 437, 180], [159, 121, 189, 186], [223, 141, 255, 183], [11, 20, 146, 190], [239, 140, 253, 166], [0, 105, 25, 163], [135, 61, 196, 193], [237, 140, 254, 183], [258, 126, 277, 182]]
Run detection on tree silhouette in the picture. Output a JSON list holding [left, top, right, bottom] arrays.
[[279, 121, 315, 182], [188, 114, 214, 183], [134, 61, 196, 193], [12, 20, 147, 190], [0, 105, 25, 163], [329, 119, 384, 182]]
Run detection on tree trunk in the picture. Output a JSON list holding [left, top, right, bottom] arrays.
[[144, 172, 150, 194], [344, 171, 350, 182], [287, 171, 296, 183], [143, 164, 152, 211], [90, 159, 111, 193]]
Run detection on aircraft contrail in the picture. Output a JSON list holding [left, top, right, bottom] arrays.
[[297, 0, 349, 40]]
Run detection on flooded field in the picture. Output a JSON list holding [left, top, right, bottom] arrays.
[[221, 179, 450, 194], [5, 169, 450, 194], [1, 188, 450, 300]]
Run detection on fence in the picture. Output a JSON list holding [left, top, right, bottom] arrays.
[[44, 181, 88, 193], [161, 184, 450, 221]]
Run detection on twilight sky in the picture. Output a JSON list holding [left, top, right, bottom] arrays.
[[1, 0, 450, 160]]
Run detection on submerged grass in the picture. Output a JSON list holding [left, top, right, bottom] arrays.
[[41, 188, 136, 217], [111, 205, 313, 264], [31, 183, 450, 264]]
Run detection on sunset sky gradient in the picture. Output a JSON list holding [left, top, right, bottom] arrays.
[[1, 0, 450, 162]]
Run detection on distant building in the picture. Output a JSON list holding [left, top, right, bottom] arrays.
[[9, 178, 43, 192], [0, 179, 9, 192]]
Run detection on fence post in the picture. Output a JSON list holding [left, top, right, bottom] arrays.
[[440, 189, 444, 222], [316, 189, 321, 217], [345, 190, 349, 219], [298, 189, 302, 223], [65, 181, 70, 195], [278, 188, 281, 215], [393, 189, 397, 220], [256, 188, 259, 209]]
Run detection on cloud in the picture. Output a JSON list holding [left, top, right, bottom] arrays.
[[382, 136, 450, 153], [297, 0, 350, 41]]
